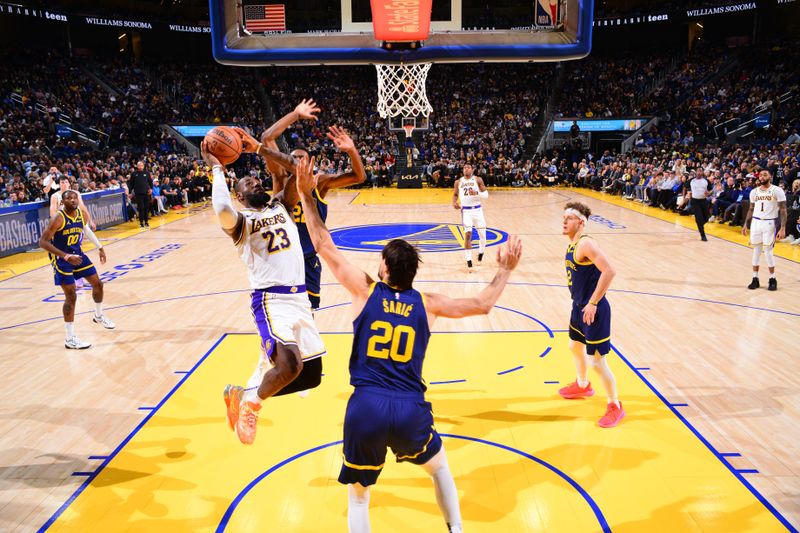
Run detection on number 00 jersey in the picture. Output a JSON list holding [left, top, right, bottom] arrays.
[[52, 209, 85, 255], [351, 282, 431, 393], [236, 200, 305, 290]]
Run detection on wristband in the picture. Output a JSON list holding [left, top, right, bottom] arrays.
[[589, 300, 598, 306]]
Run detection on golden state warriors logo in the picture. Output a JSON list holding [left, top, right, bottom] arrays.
[[330, 223, 508, 253]]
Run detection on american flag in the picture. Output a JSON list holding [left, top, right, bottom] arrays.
[[244, 4, 286, 32]]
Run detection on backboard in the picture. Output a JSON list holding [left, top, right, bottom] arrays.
[[210, 0, 593, 66]]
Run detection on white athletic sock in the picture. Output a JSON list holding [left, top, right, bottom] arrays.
[[431, 464, 462, 532], [245, 388, 262, 405], [65, 322, 75, 339], [577, 377, 589, 388], [94, 302, 103, 317], [477, 228, 487, 253], [464, 248, 472, 261], [769, 273, 776, 279], [348, 486, 371, 533]]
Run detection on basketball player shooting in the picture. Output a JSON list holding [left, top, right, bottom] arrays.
[[743, 169, 787, 291], [295, 155, 522, 533], [453, 164, 488, 271], [202, 133, 327, 446]]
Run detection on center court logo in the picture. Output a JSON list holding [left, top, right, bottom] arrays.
[[330, 223, 508, 253]]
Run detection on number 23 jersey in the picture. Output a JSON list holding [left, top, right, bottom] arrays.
[[236, 200, 305, 290], [351, 282, 431, 393]]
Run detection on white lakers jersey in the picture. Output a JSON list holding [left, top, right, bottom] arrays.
[[749, 185, 786, 220], [458, 177, 482, 208], [237, 201, 305, 289]]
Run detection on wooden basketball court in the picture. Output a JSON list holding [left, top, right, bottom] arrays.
[[1, 188, 797, 532]]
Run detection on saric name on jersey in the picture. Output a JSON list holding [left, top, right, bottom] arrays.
[[250, 214, 287, 234], [383, 298, 414, 317]]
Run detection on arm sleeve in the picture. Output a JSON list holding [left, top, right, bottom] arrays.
[[211, 166, 239, 230], [83, 225, 102, 248], [478, 189, 489, 199]]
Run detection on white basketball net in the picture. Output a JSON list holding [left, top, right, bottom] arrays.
[[375, 63, 433, 119]]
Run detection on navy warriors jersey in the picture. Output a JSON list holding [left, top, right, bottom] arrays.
[[565, 235, 603, 306], [293, 188, 328, 256], [52, 209, 85, 255], [351, 282, 431, 393]]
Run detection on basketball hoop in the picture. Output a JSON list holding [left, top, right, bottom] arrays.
[[402, 123, 415, 139], [375, 63, 433, 119]]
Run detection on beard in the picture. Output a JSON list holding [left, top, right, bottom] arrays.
[[244, 190, 271, 208]]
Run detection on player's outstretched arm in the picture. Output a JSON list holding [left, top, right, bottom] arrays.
[[316, 126, 366, 194], [260, 99, 319, 143], [296, 157, 372, 308], [202, 141, 244, 240], [424, 236, 522, 321]]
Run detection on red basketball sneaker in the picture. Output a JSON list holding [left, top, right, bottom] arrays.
[[236, 400, 261, 445], [598, 402, 625, 428], [558, 381, 595, 399]]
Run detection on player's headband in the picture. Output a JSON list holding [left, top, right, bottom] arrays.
[[564, 208, 587, 222]]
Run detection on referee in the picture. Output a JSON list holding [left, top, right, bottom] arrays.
[[688, 170, 711, 241], [130, 161, 153, 228]]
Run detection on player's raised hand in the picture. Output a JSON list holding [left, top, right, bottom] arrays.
[[327, 126, 355, 152], [496, 235, 522, 271], [200, 141, 223, 168], [231, 127, 260, 153], [295, 99, 320, 121], [296, 156, 317, 196]]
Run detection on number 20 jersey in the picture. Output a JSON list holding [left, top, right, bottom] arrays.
[[236, 201, 305, 290], [350, 282, 431, 393]]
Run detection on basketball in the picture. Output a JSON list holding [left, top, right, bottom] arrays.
[[203, 126, 242, 165]]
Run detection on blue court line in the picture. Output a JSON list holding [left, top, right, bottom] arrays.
[[736, 469, 760, 474], [611, 343, 796, 531], [38, 334, 229, 532], [538, 346, 553, 358], [430, 379, 467, 385], [669, 403, 689, 407], [634, 367, 651, 370], [497, 365, 524, 375], [137, 406, 156, 411], [70, 472, 95, 477], [0, 286, 32, 290], [364, 280, 800, 318], [87, 455, 108, 460], [174, 370, 189, 375], [544, 381, 560, 384], [215, 434, 611, 533], [4, 274, 795, 334], [494, 305, 554, 338], [721, 453, 742, 457]]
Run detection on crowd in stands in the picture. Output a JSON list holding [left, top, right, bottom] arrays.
[[1, 36, 798, 244]]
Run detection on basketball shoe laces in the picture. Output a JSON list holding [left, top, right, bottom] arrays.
[[237, 401, 261, 444]]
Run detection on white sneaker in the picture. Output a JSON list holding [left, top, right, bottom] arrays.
[[93, 314, 116, 329], [779, 235, 794, 243], [708, 216, 716, 223], [65, 336, 91, 350], [792, 237, 800, 245]]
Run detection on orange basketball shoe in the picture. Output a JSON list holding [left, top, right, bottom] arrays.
[[223, 385, 243, 431], [598, 402, 625, 428], [236, 400, 261, 445], [558, 381, 595, 399]]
